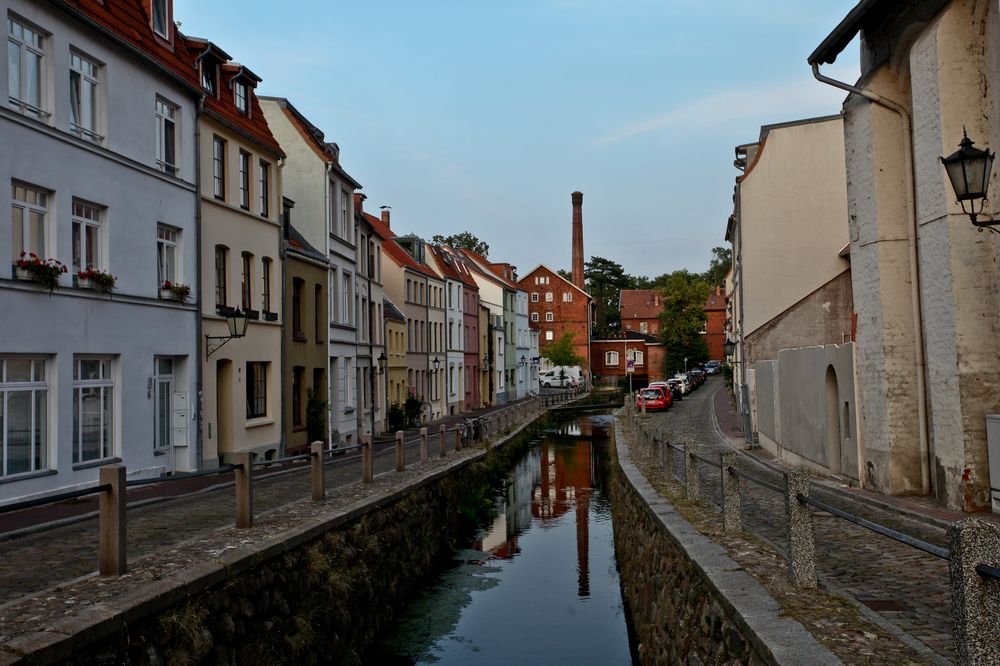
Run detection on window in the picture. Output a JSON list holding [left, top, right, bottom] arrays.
[[605, 351, 619, 366], [246, 362, 268, 419], [73, 357, 114, 464], [261, 258, 272, 312], [72, 201, 103, 274], [330, 271, 339, 324], [545, 292, 553, 302], [292, 367, 303, 427], [635, 351, 645, 366], [545, 312, 554, 322], [639, 322, 648, 334], [11, 182, 47, 259], [342, 272, 351, 324], [156, 224, 177, 287], [339, 189, 349, 238], [258, 160, 269, 217], [241, 252, 253, 310], [155, 97, 178, 175], [7, 16, 46, 118], [1, 358, 47, 476], [315, 284, 322, 340], [151, 0, 169, 37], [545, 331, 553, 341], [201, 63, 215, 95], [153, 357, 173, 451], [531, 293, 538, 303], [292, 277, 304, 338], [234, 80, 248, 114], [238, 150, 250, 209], [345, 357, 355, 408], [214, 245, 228, 307], [212, 136, 226, 199], [69, 51, 100, 140], [563, 292, 572, 302]]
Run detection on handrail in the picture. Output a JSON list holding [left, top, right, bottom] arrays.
[[690, 451, 722, 470], [729, 467, 785, 495], [125, 464, 238, 487], [797, 493, 950, 561], [0, 483, 112, 515], [976, 563, 1000, 579], [252, 452, 312, 468]]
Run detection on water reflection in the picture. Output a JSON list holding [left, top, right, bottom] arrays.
[[372, 415, 632, 665]]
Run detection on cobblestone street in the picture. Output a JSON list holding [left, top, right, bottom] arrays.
[[638, 377, 954, 664]]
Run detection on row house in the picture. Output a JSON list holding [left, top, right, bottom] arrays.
[[259, 97, 362, 450], [517, 265, 592, 377], [352, 196, 385, 438], [0, 0, 202, 501], [436, 246, 483, 411], [459, 250, 509, 404], [429, 244, 467, 415], [191, 38, 285, 467], [383, 296, 407, 408]]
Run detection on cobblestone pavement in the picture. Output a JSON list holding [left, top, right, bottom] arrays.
[[636, 378, 954, 664], [0, 398, 549, 603]]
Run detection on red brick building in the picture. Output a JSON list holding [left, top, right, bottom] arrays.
[[517, 265, 592, 374], [591, 332, 665, 386], [704, 286, 727, 361], [620, 290, 663, 335]]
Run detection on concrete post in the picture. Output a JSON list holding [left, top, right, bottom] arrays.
[[439, 424, 447, 458], [310, 441, 325, 501], [98, 464, 126, 576], [232, 452, 253, 529], [362, 435, 373, 484], [663, 436, 674, 480], [721, 451, 741, 533], [395, 431, 405, 472], [641, 397, 646, 416], [948, 518, 1000, 665], [785, 469, 816, 589], [454, 427, 462, 451], [683, 442, 700, 501], [419, 427, 429, 464]]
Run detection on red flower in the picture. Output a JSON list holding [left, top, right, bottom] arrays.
[[163, 280, 172, 288]]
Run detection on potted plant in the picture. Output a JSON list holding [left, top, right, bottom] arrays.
[[14, 252, 67, 291], [77, 266, 116, 293], [160, 280, 191, 302]]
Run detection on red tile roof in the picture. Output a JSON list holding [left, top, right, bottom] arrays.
[[459, 249, 518, 289], [440, 247, 479, 289], [705, 287, 726, 311], [620, 289, 663, 319], [381, 234, 439, 280], [363, 212, 394, 242], [60, 0, 201, 91]]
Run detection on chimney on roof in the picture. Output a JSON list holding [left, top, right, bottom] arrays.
[[571, 191, 585, 290], [354, 193, 366, 216], [380, 205, 391, 228]]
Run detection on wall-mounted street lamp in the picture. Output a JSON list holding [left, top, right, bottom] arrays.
[[432, 356, 441, 371], [520, 355, 527, 366], [206, 307, 250, 357], [941, 129, 996, 230], [377, 351, 387, 375], [723, 338, 736, 358]]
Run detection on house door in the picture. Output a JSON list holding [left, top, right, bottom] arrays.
[[216, 359, 233, 458], [825, 365, 842, 474], [153, 357, 174, 473]]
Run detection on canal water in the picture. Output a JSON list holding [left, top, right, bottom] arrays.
[[369, 414, 636, 665]]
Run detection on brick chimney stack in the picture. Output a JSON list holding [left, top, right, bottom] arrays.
[[571, 191, 585, 290], [380, 207, 390, 228]]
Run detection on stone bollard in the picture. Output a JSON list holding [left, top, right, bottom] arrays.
[[362, 435, 373, 484], [232, 452, 254, 529], [439, 424, 448, 458], [420, 427, 429, 464], [395, 431, 405, 472], [948, 518, 1000, 665], [785, 469, 816, 589], [99, 464, 127, 576], [454, 427, 462, 452], [683, 442, 700, 501], [311, 441, 325, 501], [721, 451, 741, 533], [663, 436, 674, 480]]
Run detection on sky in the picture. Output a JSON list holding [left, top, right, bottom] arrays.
[[174, 0, 861, 279]]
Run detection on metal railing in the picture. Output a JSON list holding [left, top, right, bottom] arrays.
[[621, 395, 1000, 665]]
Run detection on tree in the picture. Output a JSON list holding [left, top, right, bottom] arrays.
[[432, 232, 489, 257], [305, 387, 327, 444], [702, 246, 732, 288], [556, 268, 573, 282], [585, 256, 632, 337], [657, 270, 712, 375], [541, 331, 584, 368]]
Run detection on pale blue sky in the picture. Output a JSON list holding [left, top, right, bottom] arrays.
[[175, 1, 860, 278]]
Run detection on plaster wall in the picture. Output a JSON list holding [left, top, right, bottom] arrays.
[[515, 291, 530, 399], [754, 361, 778, 443], [283, 254, 327, 453]]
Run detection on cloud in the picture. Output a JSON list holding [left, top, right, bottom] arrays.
[[594, 77, 849, 145]]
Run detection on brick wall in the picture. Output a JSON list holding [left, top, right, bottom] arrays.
[[518, 266, 591, 370]]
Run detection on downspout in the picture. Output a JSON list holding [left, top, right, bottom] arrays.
[[811, 63, 931, 494], [194, 94, 205, 470], [278, 158, 287, 456], [324, 162, 334, 449]]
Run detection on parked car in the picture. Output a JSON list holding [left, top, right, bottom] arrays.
[[671, 375, 691, 395], [664, 379, 684, 401], [637, 386, 671, 412], [541, 374, 577, 388], [690, 369, 706, 386], [705, 361, 722, 375]]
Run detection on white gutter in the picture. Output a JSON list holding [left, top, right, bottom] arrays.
[[811, 63, 931, 494], [325, 161, 334, 449]]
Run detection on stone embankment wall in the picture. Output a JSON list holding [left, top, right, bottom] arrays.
[[59, 433, 538, 665], [610, 419, 839, 665]]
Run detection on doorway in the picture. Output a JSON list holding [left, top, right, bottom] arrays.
[[216, 359, 233, 457], [825, 365, 842, 474]]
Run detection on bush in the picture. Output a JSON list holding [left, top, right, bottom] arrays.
[[404, 391, 425, 427], [306, 387, 327, 444], [722, 364, 734, 393], [387, 403, 407, 432]]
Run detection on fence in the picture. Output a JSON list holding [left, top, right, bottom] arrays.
[[621, 395, 1000, 666], [0, 389, 583, 581]]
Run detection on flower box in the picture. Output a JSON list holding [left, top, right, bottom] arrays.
[[263, 311, 278, 322], [160, 281, 191, 303], [78, 277, 94, 290], [77, 268, 116, 293], [14, 254, 67, 291], [13, 266, 32, 281], [159, 287, 174, 300]]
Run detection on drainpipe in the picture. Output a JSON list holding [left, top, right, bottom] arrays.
[[278, 158, 287, 457], [324, 162, 334, 449], [194, 94, 205, 471], [811, 63, 931, 494]]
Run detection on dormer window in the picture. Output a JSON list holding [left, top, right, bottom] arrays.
[[201, 63, 216, 95], [234, 81, 247, 114], [151, 0, 169, 38]]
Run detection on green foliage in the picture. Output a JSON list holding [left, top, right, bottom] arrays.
[[722, 364, 734, 393], [432, 232, 489, 257], [585, 256, 632, 336], [404, 390, 425, 426], [556, 268, 573, 282], [540, 331, 583, 368], [306, 387, 327, 443], [387, 402, 407, 431], [702, 246, 732, 288], [657, 270, 712, 374]]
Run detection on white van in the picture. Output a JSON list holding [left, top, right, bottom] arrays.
[[540, 367, 580, 388]]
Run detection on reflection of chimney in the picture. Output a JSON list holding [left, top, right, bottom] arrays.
[[571, 191, 584, 289]]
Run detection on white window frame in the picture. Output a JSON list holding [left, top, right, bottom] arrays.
[[157, 223, 178, 287], [7, 16, 48, 119], [73, 356, 115, 464], [531, 312, 538, 322], [606, 351, 619, 366], [545, 292, 553, 302], [72, 199, 103, 274], [153, 357, 173, 451], [234, 80, 248, 115], [0, 357, 48, 477], [635, 350, 645, 366], [545, 312, 554, 322], [69, 50, 102, 141], [531, 292, 538, 302], [155, 97, 179, 176], [545, 330, 553, 341], [258, 160, 269, 217], [212, 136, 226, 200], [339, 189, 349, 239], [151, 0, 170, 38], [11, 182, 48, 259], [246, 361, 268, 419], [563, 292, 572, 302], [238, 149, 250, 209]]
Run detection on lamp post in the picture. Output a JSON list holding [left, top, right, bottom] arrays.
[[377, 351, 387, 434], [941, 129, 996, 229], [432, 356, 441, 419], [206, 307, 250, 357]]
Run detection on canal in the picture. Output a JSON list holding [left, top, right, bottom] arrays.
[[368, 414, 637, 665]]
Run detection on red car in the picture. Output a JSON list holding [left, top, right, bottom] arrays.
[[637, 386, 671, 412]]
